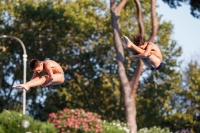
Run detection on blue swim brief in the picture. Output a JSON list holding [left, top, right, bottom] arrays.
[[151, 62, 163, 70]]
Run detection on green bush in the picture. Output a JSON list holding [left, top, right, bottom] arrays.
[[0, 125, 4, 133], [0, 110, 57, 133], [102, 120, 129, 133], [138, 126, 171, 133]]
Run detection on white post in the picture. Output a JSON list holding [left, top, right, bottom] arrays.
[[23, 54, 27, 114], [0, 35, 27, 115]]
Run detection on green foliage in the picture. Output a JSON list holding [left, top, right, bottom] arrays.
[[0, 126, 4, 133], [0, 0, 186, 132], [102, 120, 129, 133], [0, 110, 56, 133], [163, 60, 200, 133], [0, 0, 117, 121], [138, 126, 171, 133]]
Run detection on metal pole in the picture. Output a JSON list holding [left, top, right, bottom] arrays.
[[23, 54, 27, 115], [0, 35, 27, 115]]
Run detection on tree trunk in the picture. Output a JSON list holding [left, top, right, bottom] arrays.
[[110, 0, 137, 132], [149, 0, 158, 42], [134, 0, 144, 36], [130, 59, 143, 96], [131, 0, 158, 96], [110, 0, 158, 132], [131, 0, 144, 96]]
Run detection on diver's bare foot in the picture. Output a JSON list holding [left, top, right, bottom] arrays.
[[12, 85, 24, 92], [122, 36, 132, 48], [12, 85, 19, 88], [18, 84, 29, 91]]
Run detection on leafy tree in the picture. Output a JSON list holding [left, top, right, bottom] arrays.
[[164, 60, 200, 133], [0, 1, 184, 133], [162, 0, 200, 19], [0, 0, 115, 120]]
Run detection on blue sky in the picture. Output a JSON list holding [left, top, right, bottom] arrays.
[[157, 1, 200, 65]]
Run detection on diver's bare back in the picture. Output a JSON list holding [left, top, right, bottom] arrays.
[[44, 60, 63, 74], [148, 42, 163, 60]]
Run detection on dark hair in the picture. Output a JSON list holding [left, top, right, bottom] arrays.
[[133, 34, 146, 46], [29, 59, 40, 70]]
